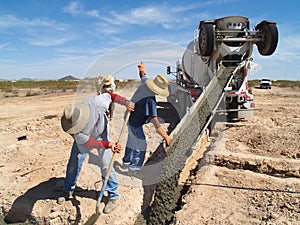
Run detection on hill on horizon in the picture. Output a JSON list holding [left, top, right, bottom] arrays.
[[58, 75, 80, 81]]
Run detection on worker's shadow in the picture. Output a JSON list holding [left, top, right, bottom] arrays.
[[4, 177, 97, 224]]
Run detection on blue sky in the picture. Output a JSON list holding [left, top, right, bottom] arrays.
[[0, 0, 299, 81]]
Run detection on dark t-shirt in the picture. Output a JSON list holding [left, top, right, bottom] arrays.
[[129, 96, 157, 127]]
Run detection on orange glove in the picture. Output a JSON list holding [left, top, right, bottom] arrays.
[[156, 127, 171, 146], [138, 62, 146, 76], [138, 62, 145, 71]]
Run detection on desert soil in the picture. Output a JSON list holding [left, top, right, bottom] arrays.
[[0, 84, 299, 225]]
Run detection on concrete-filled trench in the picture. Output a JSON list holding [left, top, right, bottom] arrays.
[[133, 65, 236, 225]]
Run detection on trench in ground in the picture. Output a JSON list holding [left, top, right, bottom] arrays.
[[171, 128, 300, 217]]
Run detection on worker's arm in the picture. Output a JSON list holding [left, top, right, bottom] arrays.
[[150, 116, 171, 146], [82, 137, 121, 153], [108, 92, 134, 112]]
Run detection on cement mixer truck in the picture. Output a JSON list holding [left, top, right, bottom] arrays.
[[167, 16, 278, 118]]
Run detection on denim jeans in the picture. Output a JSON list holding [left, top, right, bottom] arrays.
[[122, 125, 147, 171], [64, 141, 119, 199]]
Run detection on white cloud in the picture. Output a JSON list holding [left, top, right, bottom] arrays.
[[0, 14, 75, 47], [97, 1, 233, 29], [0, 43, 9, 49], [63, 1, 100, 18], [92, 22, 122, 35], [0, 15, 66, 31], [102, 5, 191, 29], [22, 37, 71, 47], [61, 2, 208, 30], [55, 46, 107, 56]]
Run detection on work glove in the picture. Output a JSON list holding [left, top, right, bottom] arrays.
[[156, 127, 171, 146], [138, 61, 145, 71], [138, 62, 146, 76]]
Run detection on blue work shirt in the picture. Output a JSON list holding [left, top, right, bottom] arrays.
[[129, 82, 157, 127]]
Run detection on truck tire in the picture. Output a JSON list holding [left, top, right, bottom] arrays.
[[255, 21, 278, 56], [198, 23, 214, 57]]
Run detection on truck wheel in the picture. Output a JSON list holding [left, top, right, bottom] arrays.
[[198, 23, 214, 57], [255, 21, 278, 56]]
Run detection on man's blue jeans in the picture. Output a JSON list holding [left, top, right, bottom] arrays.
[[122, 125, 147, 172], [64, 141, 119, 199]]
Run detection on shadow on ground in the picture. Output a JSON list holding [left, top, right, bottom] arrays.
[[4, 177, 97, 224]]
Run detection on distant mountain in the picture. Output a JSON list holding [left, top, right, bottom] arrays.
[[59, 75, 80, 81], [19, 78, 34, 81]]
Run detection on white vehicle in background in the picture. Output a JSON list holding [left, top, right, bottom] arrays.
[[167, 16, 278, 119], [260, 78, 272, 89]]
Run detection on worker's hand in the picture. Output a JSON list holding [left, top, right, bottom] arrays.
[[109, 142, 122, 153], [156, 127, 171, 146], [125, 100, 135, 112], [138, 62, 146, 77], [164, 135, 171, 146], [138, 62, 145, 71]]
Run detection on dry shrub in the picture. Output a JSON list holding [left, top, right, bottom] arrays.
[[25, 88, 42, 97]]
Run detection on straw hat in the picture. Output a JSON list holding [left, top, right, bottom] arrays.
[[145, 74, 169, 97], [104, 75, 114, 86], [61, 103, 90, 134]]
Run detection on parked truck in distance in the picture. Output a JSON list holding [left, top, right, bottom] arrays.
[[167, 16, 278, 119], [260, 78, 272, 89]]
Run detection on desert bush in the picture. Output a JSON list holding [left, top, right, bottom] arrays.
[[273, 80, 300, 88], [1, 90, 19, 98], [25, 89, 43, 97], [0, 80, 137, 98], [0, 80, 79, 91]]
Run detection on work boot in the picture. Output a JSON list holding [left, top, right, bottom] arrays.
[[103, 199, 118, 214], [120, 162, 130, 171], [121, 162, 130, 169], [57, 191, 74, 204]]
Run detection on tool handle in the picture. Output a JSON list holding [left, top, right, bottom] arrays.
[[116, 111, 131, 144], [95, 111, 131, 213]]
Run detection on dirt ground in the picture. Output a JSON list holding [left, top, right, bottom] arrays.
[[0, 84, 299, 225]]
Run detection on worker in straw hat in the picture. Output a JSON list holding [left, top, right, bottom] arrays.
[[99, 75, 116, 120], [60, 91, 134, 213], [122, 68, 171, 175], [100, 75, 116, 93]]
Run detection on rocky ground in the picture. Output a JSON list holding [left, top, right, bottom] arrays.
[[0, 84, 299, 225]]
